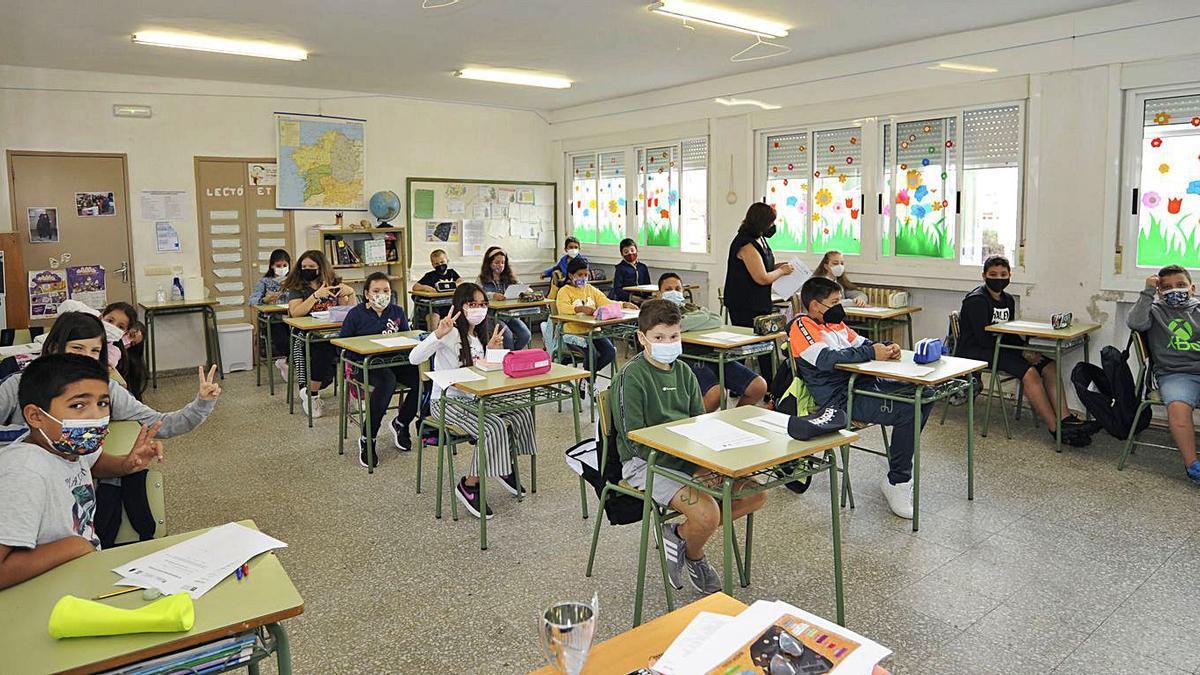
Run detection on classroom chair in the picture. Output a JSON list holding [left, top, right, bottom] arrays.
[[1118, 331, 1176, 471], [939, 310, 1025, 438], [338, 358, 415, 471], [105, 421, 167, 544], [717, 286, 728, 323], [548, 269, 565, 301], [0, 327, 43, 347]]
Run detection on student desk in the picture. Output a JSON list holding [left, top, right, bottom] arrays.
[[844, 305, 921, 349], [440, 363, 590, 550], [330, 330, 424, 473], [140, 299, 223, 390], [532, 278, 614, 290], [680, 325, 783, 409], [984, 319, 1100, 453], [623, 283, 698, 301], [836, 352, 988, 532], [490, 297, 554, 324], [627, 405, 858, 626], [254, 304, 290, 396], [410, 288, 455, 328], [284, 316, 343, 428], [550, 311, 640, 422], [0, 520, 303, 675]]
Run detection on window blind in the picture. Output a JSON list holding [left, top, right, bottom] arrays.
[[1144, 94, 1200, 126], [572, 154, 596, 179], [599, 151, 623, 179], [896, 118, 954, 167], [813, 127, 862, 176], [963, 105, 1022, 169], [766, 131, 808, 180], [681, 137, 708, 173], [643, 146, 675, 176]]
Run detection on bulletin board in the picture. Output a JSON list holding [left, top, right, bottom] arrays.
[[405, 177, 557, 278]]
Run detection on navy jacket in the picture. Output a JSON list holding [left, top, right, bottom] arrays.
[[340, 303, 410, 342], [609, 260, 650, 301]]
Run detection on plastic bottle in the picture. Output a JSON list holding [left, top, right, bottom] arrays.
[[155, 286, 166, 303], [171, 276, 184, 302]]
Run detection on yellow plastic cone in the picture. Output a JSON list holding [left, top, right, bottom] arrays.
[[48, 593, 195, 639]]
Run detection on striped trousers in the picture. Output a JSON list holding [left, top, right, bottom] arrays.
[[432, 396, 536, 477]]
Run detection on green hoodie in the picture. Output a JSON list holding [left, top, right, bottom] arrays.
[[679, 302, 723, 333]]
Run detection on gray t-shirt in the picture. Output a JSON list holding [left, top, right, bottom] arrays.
[[0, 440, 102, 550]]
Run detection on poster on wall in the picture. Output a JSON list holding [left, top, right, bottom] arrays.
[[75, 191, 116, 217], [156, 221, 181, 253], [27, 207, 59, 243], [66, 265, 107, 310], [248, 162, 278, 187], [28, 269, 68, 320], [275, 112, 365, 210], [425, 220, 459, 243], [140, 190, 188, 221]]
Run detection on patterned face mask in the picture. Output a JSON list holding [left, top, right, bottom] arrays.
[[1164, 288, 1191, 307], [37, 409, 109, 457]]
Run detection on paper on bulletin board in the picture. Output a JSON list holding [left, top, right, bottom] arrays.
[[461, 219, 484, 256], [497, 187, 516, 205], [486, 220, 509, 238], [425, 220, 459, 243], [66, 265, 106, 310], [28, 269, 68, 320], [413, 189, 435, 219], [140, 190, 187, 221], [538, 228, 556, 249], [445, 183, 467, 199], [447, 199, 465, 215], [472, 203, 490, 219], [478, 185, 497, 202], [210, 224, 240, 235], [211, 238, 240, 248], [516, 188, 536, 205], [156, 222, 181, 253]]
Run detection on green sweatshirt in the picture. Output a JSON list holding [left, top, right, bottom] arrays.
[[614, 354, 704, 474], [679, 302, 724, 333]]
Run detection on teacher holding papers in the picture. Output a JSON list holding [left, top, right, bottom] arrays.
[[724, 202, 793, 377]]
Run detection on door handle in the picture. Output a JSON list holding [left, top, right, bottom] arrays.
[[115, 261, 130, 283]]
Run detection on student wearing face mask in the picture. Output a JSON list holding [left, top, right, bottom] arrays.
[[609, 238, 650, 303], [556, 257, 635, 384], [478, 247, 530, 350], [409, 283, 529, 519], [814, 250, 868, 307], [250, 249, 292, 381], [1128, 264, 1200, 485], [281, 250, 357, 419], [339, 273, 420, 468], [543, 236, 586, 280], [956, 255, 1080, 445]]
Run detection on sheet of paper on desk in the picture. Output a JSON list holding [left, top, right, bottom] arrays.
[[427, 366, 485, 391], [649, 612, 734, 675], [621, 308, 640, 318], [865, 360, 935, 378], [698, 330, 748, 343], [1003, 320, 1055, 331], [668, 419, 765, 451], [743, 410, 792, 435], [371, 336, 418, 348], [111, 522, 286, 599], [770, 257, 812, 300], [503, 284, 532, 299]]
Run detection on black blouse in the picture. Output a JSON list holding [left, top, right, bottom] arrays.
[[725, 232, 776, 316]]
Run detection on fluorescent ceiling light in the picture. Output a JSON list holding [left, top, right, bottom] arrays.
[[131, 30, 307, 61], [714, 97, 780, 110], [648, 1, 789, 38], [930, 62, 998, 73], [454, 68, 572, 89]]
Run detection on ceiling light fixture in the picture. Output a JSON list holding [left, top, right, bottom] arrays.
[[422, 0, 459, 7], [131, 30, 307, 61], [648, 1, 789, 38], [454, 68, 572, 89], [714, 97, 780, 110], [930, 62, 998, 73]]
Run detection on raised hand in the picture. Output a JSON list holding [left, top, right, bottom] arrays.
[[487, 324, 505, 349], [197, 365, 222, 401], [435, 308, 460, 338], [1146, 274, 1160, 289], [123, 421, 164, 474]]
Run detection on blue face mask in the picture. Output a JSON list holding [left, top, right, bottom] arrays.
[[1164, 288, 1191, 307], [648, 340, 682, 365], [662, 290, 686, 306]]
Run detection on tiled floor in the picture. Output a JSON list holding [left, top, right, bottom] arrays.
[[147, 366, 1200, 674]]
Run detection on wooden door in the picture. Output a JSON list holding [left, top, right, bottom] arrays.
[[7, 152, 135, 328], [195, 157, 294, 325]]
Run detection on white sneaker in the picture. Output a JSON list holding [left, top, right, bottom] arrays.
[[880, 478, 913, 519], [300, 390, 324, 418], [275, 358, 289, 383]]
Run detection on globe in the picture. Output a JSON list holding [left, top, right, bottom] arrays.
[[369, 190, 402, 226]]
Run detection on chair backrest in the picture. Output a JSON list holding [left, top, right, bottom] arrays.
[[948, 310, 961, 341], [548, 269, 565, 301], [1129, 330, 1153, 394], [596, 388, 614, 474]]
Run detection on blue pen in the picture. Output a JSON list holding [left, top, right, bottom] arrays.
[[235, 567, 243, 582]]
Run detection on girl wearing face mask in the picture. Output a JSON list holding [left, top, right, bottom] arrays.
[[815, 250, 868, 307], [250, 249, 292, 378], [543, 236, 586, 281], [555, 257, 636, 387], [101, 302, 147, 400], [282, 250, 357, 418], [409, 283, 531, 519], [609, 238, 651, 304], [478, 248, 530, 350], [338, 273, 420, 467]]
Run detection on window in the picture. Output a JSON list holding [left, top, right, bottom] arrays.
[[960, 105, 1023, 266], [596, 151, 625, 245], [812, 127, 863, 254], [679, 138, 708, 253], [638, 145, 678, 247], [569, 153, 598, 244], [890, 116, 957, 259], [1127, 92, 1200, 269], [764, 131, 809, 251]]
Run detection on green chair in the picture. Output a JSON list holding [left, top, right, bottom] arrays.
[[939, 310, 1025, 438], [338, 354, 414, 471], [104, 421, 166, 544], [1118, 331, 1174, 471]]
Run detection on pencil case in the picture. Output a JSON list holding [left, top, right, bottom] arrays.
[[595, 304, 624, 321], [503, 349, 552, 378]]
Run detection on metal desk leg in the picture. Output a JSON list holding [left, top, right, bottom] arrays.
[[364, 356, 376, 473], [966, 381, 975, 501], [573, 380, 588, 520], [632, 450, 658, 627], [304, 332, 313, 428], [1083, 335, 1092, 421], [587, 332, 596, 424], [206, 306, 224, 379], [477, 398, 489, 550], [256, 314, 264, 388], [267, 622, 293, 675], [287, 327, 297, 415], [912, 385, 924, 532], [906, 314, 915, 350], [268, 316, 277, 396], [1054, 340, 1064, 453], [337, 353, 347, 457], [718, 351, 728, 410], [828, 448, 845, 625], [148, 310, 158, 389], [981, 339, 1002, 437], [721, 477, 735, 596]]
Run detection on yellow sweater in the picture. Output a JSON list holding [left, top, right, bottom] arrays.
[[556, 283, 616, 334]]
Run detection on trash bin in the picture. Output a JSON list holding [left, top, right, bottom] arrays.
[[216, 323, 253, 374]]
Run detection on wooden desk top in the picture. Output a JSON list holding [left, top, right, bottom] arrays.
[[0, 520, 303, 675], [331, 330, 424, 355], [491, 298, 554, 311], [628, 405, 858, 479], [410, 288, 456, 299], [836, 350, 988, 385], [283, 316, 343, 331], [682, 325, 781, 349], [985, 319, 1100, 340], [844, 305, 922, 320], [529, 593, 746, 675], [449, 363, 590, 397], [138, 299, 218, 311], [254, 304, 290, 315], [551, 311, 639, 328]]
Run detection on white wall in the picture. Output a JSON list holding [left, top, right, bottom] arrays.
[[0, 66, 552, 370]]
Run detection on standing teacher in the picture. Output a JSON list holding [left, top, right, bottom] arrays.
[[725, 202, 793, 378]]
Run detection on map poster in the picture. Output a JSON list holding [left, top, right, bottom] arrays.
[[29, 269, 68, 320], [275, 113, 365, 211], [66, 265, 107, 310]]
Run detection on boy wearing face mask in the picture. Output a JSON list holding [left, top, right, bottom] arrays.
[[790, 277, 930, 519], [1127, 264, 1200, 485], [615, 299, 767, 595], [956, 255, 1079, 445], [412, 249, 462, 294], [556, 257, 634, 381], [0, 354, 164, 589], [339, 273, 419, 467], [609, 238, 650, 303], [543, 236, 587, 280]]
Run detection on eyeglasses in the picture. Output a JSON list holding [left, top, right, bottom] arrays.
[[768, 630, 808, 675]]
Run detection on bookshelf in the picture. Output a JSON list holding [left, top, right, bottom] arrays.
[[306, 226, 408, 311]]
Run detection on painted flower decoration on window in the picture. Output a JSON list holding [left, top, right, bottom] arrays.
[[588, 199, 596, 209], [833, 202, 844, 214], [785, 196, 798, 207], [1154, 112, 1171, 125], [846, 156, 854, 165], [945, 140, 954, 148], [607, 200, 619, 213], [823, 227, 830, 235], [1160, 163, 1171, 174], [1151, 138, 1163, 148], [815, 188, 833, 207], [914, 185, 929, 202], [850, 137, 858, 145], [845, 198, 854, 208], [811, 213, 821, 222], [896, 189, 910, 206], [931, 201, 943, 212], [1187, 180, 1200, 196], [941, 199, 949, 208], [1168, 198, 1183, 214], [827, 165, 837, 174], [797, 201, 807, 214], [911, 204, 927, 219], [658, 209, 670, 219], [838, 174, 848, 184], [882, 204, 892, 216], [829, 145, 836, 152], [1142, 191, 1162, 209], [922, 158, 930, 166], [850, 209, 859, 219], [772, 166, 779, 173], [906, 169, 923, 189]]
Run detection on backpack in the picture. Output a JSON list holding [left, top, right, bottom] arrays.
[[563, 383, 649, 526], [767, 351, 819, 493], [1071, 343, 1151, 440]]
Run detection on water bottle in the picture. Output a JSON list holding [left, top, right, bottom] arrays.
[[170, 276, 184, 302], [155, 286, 166, 303]]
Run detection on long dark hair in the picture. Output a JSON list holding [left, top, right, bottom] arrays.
[[450, 283, 493, 367], [101, 301, 139, 327], [43, 312, 106, 355], [479, 248, 517, 287], [118, 320, 148, 399], [814, 250, 859, 292], [265, 249, 291, 278], [738, 202, 776, 238], [281, 249, 339, 292]]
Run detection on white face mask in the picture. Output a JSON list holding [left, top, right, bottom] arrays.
[[830, 264, 846, 278], [369, 293, 390, 309], [661, 290, 686, 306], [275, 265, 289, 278], [103, 321, 124, 344], [566, 248, 580, 258], [465, 307, 488, 326]]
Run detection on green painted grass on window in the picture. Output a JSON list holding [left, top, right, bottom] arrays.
[[811, 217, 860, 255], [570, 225, 598, 245], [1137, 212, 1200, 268], [767, 216, 806, 252], [895, 216, 953, 259], [639, 220, 680, 247], [598, 224, 623, 246]]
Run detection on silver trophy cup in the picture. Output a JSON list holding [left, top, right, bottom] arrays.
[[538, 597, 598, 675]]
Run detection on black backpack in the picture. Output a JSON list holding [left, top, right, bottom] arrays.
[[1071, 341, 1151, 440]]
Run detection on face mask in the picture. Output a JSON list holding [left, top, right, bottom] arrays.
[[275, 265, 289, 278], [572, 277, 587, 287], [830, 264, 846, 278], [491, 263, 506, 275], [821, 302, 846, 325], [622, 252, 637, 264], [299, 268, 319, 282], [435, 263, 448, 275], [464, 307, 488, 326], [648, 340, 682, 365], [566, 248, 580, 258], [37, 409, 109, 457], [370, 293, 390, 309], [662, 290, 686, 306], [984, 277, 1010, 293], [765, 225, 777, 238], [103, 321, 124, 344], [121, 335, 133, 348], [1164, 288, 1191, 307]]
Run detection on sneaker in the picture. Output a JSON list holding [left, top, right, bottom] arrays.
[[497, 471, 526, 497], [275, 358, 289, 383], [391, 417, 412, 452], [880, 478, 914, 519], [685, 556, 723, 595], [358, 437, 375, 468], [455, 478, 493, 519], [1050, 427, 1091, 447], [300, 390, 324, 418], [660, 523, 686, 590], [1187, 459, 1200, 486]]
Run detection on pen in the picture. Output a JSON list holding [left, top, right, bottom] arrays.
[[235, 567, 243, 582], [241, 563, 249, 579], [92, 587, 141, 601]]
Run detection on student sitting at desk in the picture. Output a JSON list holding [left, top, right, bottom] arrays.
[[609, 238, 650, 304], [556, 257, 635, 384], [340, 272, 419, 466], [249, 248, 292, 382], [1127, 264, 1200, 485], [543, 236, 586, 280], [282, 250, 357, 419], [955, 255, 1084, 445], [412, 249, 462, 329], [478, 247, 531, 350], [658, 273, 767, 413], [615, 299, 766, 595], [790, 277, 926, 519], [0, 353, 164, 589], [813, 250, 868, 307]]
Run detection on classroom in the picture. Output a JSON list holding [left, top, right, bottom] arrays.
[[0, 1, 1197, 673]]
